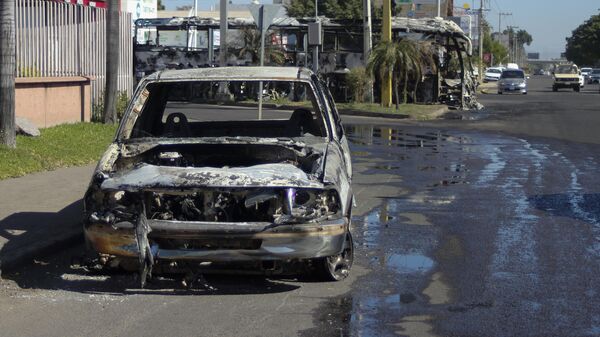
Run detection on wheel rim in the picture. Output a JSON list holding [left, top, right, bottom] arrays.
[[325, 233, 354, 280]]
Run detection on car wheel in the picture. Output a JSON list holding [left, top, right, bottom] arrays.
[[315, 232, 354, 281], [574, 86, 580, 92], [552, 86, 558, 92], [523, 92, 527, 95]]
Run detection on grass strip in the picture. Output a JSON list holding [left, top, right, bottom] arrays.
[[0, 123, 117, 180]]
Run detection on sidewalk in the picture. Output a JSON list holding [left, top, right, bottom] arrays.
[[0, 164, 95, 275]]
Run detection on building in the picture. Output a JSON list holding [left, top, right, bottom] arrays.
[[395, 0, 453, 18]]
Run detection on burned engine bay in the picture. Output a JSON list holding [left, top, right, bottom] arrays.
[[88, 141, 342, 226]]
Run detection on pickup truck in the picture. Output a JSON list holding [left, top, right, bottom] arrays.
[[552, 64, 582, 92]]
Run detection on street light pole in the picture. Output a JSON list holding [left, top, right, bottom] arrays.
[[219, 0, 228, 67], [478, 0, 484, 81], [498, 12, 511, 34], [437, 0, 441, 17], [313, 0, 319, 73]]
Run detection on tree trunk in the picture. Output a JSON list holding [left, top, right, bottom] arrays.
[[103, 0, 119, 124], [393, 75, 399, 110], [0, 0, 16, 148], [403, 72, 409, 104]]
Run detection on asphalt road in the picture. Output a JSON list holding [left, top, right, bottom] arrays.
[[2, 77, 600, 337]]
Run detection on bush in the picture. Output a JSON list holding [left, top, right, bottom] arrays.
[[346, 67, 371, 103], [91, 91, 130, 123]]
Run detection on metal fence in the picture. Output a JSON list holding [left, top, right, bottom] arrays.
[[15, 0, 133, 110]]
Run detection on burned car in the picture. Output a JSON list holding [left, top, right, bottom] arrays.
[[84, 67, 354, 285]]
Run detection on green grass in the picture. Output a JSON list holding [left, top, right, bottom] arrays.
[[240, 99, 445, 120], [335, 102, 446, 120], [0, 123, 118, 180]]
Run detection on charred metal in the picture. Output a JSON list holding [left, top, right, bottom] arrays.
[[83, 66, 354, 286], [134, 16, 481, 110]]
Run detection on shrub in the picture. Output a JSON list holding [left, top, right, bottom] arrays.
[[347, 67, 371, 103]]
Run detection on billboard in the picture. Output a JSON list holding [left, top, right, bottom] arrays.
[[396, 0, 449, 18], [124, 0, 157, 22]]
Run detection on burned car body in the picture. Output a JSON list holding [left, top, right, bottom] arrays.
[[84, 67, 354, 284]]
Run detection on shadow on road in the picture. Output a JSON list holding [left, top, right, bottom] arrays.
[[2, 243, 301, 296], [0, 199, 83, 273], [529, 193, 600, 222]]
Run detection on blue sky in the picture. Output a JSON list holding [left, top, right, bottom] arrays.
[[164, 0, 600, 59], [484, 0, 600, 59]]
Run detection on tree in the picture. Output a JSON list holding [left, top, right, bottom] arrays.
[[285, 0, 372, 20], [157, 0, 165, 11], [237, 27, 286, 65], [565, 14, 600, 66], [104, 0, 119, 123], [0, 0, 16, 148], [367, 39, 423, 108]]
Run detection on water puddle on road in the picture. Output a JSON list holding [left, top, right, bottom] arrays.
[[386, 253, 435, 274]]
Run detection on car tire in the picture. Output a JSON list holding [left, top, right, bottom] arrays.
[[574, 86, 580, 92], [552, 86, 558, 92], [498, 91, 502, 95], [315, 231, 354, 281], [523, 92, 527, 95]]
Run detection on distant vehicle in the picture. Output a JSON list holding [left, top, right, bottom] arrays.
[[581, 67, 592, 80], [534, 69, 545, 76], [484, 67, 503, 82], [506, 63, 520, 70], [552, 64, 581, 92], [497, 69, 527, 95], [588, 69, 600, 84]]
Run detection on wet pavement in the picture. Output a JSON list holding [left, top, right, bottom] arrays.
[[2, 79, 600, 337], [302, 123, 600, 337]]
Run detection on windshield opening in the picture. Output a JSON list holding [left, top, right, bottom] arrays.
[[501, 70, 525, 79], [129, 80, 327, 140]]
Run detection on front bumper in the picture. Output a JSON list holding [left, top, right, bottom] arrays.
[[553, 81, 579, 88], [498, 85, 527, 93], [84, 218, 348, 262]]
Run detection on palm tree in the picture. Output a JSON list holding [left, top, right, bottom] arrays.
[[238, 26, 285, 65], [0, 0, 16, 148], [367, 40, 399, 108], [367, 39, 424, 109]]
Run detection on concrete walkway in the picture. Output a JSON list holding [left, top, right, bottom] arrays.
[[0, 164, 95, 274]]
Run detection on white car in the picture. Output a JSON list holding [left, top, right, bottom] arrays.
[[484, 67, 503, 82]]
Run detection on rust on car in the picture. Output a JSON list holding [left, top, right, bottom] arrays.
[[84, 66, 354, 286]]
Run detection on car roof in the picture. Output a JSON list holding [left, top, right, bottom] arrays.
[[145, 66, 314, 82]]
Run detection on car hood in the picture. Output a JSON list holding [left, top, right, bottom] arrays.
[[100, 163, 324, 191]]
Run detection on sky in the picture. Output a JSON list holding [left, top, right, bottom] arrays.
[[164, 0, 600, 60], [483, 0, 600, 59]]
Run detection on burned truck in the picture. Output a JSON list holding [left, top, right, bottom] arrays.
[[83, 67, 354, 285], [133, 16, 479, 109]]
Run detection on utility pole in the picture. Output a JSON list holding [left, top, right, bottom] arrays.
[[363, 0, 373, 102], [506, 25, 518, 63], [0, 0, 16, 148], [381, 0, 392, 107], [498, 12, 511, 34], [313, 0, 319, 73], [104, 0, 119, 124], [219, 0, 228, 67], [437, 0, 441, 17], [478, 0, 484, 81]]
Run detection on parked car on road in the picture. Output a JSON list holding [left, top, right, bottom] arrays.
[[484, 67, 503, 82], [83, 67, 355, 286], [588, 69, 600, 84], [498, 69, 528, 94]]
